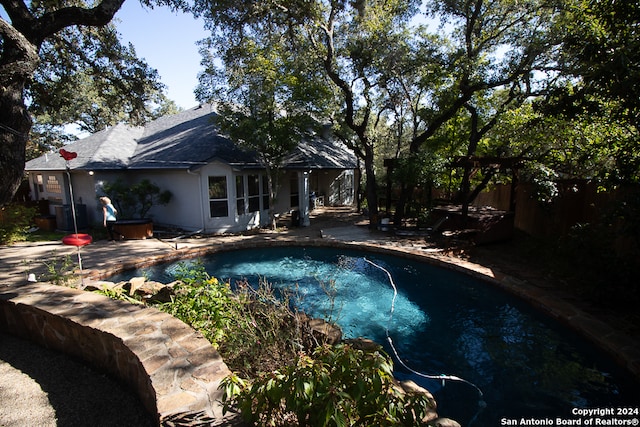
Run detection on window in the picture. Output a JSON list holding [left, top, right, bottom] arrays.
[[46, 175, 62, 194], [36, 174, 44, 193], [235, 176, 246, 215], [208, 176, 228, 217], [234, 174, 268, 215], [248, 174, 260, 213]]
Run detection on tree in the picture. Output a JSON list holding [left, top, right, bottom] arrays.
[[0, 0, 180, 204], [102, 178, 172, 219], [194, 0, 422, 227], [196, 18, 321, 229], [540, 0, 640, 185], [552, 0, 640, 128], [306, 0, 422, 226], [386, 0, 562, 224], [28, 21, 181, 160], [373, 27, 450, 216]]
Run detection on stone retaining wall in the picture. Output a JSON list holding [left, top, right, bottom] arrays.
[[0, 283, 231, 426]]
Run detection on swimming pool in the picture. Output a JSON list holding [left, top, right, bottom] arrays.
[[110, 246, 638, 425]]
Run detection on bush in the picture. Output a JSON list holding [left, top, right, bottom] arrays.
[[557, 193, 640, 307], [145, 263, 435, 426], [42, 253, 77, 286], [217, 279, 318, 378], [0, 203, 36, 244], [153, 263, 318, 376], [155, 262, 236, 346], [102, 178, 172, 219], [221, 343, 435, 426]]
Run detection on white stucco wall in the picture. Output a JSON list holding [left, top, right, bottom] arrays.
[[29, 170, 99, 228], [27, 164, 356, 234], [92, 170, 202, 231], [69, 171, 100, 225]]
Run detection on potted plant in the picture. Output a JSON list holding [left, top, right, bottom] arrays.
[[101, 179, 172, 239]]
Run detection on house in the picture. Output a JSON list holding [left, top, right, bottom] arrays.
[[24, 104, 358, 233]]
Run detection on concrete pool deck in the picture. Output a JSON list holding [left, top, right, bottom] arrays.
[[1, 206, 639, 425]]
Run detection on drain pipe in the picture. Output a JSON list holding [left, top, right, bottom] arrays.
[[156, 228, 204, 250], [363, 257, 486, 424]]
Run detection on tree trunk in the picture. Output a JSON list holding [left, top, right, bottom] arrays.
[[0, 0, 126, 204], [394, 181, 416, 228], [362, 148, 378, 228], [0, 19, 40, 204], [0, 76, 35, 205], [459, 164, 472, 226]]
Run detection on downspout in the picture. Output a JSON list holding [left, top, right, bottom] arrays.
[[187, 168, 206, 232]]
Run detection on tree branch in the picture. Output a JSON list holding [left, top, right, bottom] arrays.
[[25, 0, 126, 44], [0, 18, 40, 82]]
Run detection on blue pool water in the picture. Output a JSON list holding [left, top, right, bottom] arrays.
[[111, 246, 638, 425]]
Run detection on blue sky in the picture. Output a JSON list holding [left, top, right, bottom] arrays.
[[114, 2, 209, 109], [0, 2, 208, 109]]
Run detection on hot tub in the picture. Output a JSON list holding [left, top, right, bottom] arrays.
[[113, 219, 153, 240]]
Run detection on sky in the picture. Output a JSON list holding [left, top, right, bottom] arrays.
[[113, 2, 209, 110]]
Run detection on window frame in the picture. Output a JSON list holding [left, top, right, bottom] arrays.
[[208, 175, 229, 218]]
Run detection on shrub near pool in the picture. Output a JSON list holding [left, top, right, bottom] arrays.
[[144, 262, 437, 426], [221, 343, 436, 427]]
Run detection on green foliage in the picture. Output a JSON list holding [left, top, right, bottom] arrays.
[[102, 178, 172, 219], [42, 253, 77, 287], [98, 262, 435, 426], [0, 204, 37, 244], [552, 0, 640, 126], [94, 287, 145, 305], [155, 262, 236, 346], [221, 343, 435, 426], [521, 162, 560, 205], [196, 0, 567, 221], [27, 17, 180, 154], [557, 190, 640, 306], [538, 0, 640, 186], [217, 279, 317, 378], [24, 229, 67, 243], [198, 21, 322, 228], [150, 263, 318, 376]]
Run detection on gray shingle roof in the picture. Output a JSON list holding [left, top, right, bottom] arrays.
[[127, 104, 260, 169], [25, 104, 357, 172], [285, 135, 358, 169], [25, 123, 141, 171]]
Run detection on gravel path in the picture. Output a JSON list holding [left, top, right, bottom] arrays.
[[0, 332, 155, 427]]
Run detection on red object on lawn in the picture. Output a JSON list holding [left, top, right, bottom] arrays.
[[62, 233, 92, 247]]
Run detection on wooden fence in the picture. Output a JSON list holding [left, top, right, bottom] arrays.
[[473, 181, 630, 237]]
